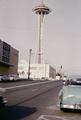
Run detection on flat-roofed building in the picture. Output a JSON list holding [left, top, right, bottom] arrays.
[[18, 60, 56, 80], [0, 39, 19, 75], [29, 64, 56, 80]]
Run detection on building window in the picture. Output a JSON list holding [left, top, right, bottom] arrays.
[[2, 42, 10, 63]]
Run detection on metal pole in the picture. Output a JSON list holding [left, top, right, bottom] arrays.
[[38, 12, 44, 64], [28, 49, 32, 80]]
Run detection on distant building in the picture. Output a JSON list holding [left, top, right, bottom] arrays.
[[18, 60, 28, 79], [0, 39, 19, 75], [29, 64, 56, 80], [18, 60, 56, 80]]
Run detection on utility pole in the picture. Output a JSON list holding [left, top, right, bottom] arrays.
[[28, 49, 32, 80]]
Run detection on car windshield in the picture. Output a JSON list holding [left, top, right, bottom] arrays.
[[63, 85, 81, 97]]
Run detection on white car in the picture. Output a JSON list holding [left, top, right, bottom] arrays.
[[8, 75, 19, 81], [1, 75, 9, 81], [0, 75, 3, 81]]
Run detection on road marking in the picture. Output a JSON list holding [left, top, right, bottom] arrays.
[[32, 88, 39, 92], [37, 115, 67, 120], [47, 105, 59, 110], [4, 81, 54, 90]]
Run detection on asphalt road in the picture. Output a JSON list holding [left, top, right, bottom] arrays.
[[0, 80, 81, 120]]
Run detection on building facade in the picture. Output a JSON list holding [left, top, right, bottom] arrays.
[[0, 39, 19, 75], [18, 60, 56, 80], [30, 64, 56, 80]]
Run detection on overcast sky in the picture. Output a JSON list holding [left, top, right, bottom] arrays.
[[0, 0, 81, 75]]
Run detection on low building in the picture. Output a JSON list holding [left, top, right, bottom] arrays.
[[0, 39, 19, 75], [18, 60, 28, 79], [18, 60, 56, 80]]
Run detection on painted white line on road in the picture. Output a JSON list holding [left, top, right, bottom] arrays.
[[32, 88, 39, 92], [47, 105, 59, 110], [5, 81, 54, 90], [37, 115, 48, 120], [37, 115, 67, 120]]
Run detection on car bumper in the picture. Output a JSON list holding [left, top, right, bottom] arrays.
[[62, 104, 81, 110]]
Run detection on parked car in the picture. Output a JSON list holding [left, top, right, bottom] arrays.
[[0, 75, 3, 82], [8, 75, 19, 81], [1, 75, 9, 81], [57, 79, 81, 111], [74, 78, 81, 84], [0, 87, 7, 108]]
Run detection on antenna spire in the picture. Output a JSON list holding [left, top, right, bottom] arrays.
[[33, 1, 51, 64]]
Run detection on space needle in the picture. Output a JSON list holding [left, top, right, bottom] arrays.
[[33, 1, 51, 64]]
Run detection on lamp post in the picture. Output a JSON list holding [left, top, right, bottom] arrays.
[[28, 49, 32, 80]]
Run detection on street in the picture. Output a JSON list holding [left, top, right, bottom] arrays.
[[0, 80, 81, 120]]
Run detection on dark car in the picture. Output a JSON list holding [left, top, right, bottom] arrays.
[[57, 79, 81, 111], [0, 87, 7, 108]]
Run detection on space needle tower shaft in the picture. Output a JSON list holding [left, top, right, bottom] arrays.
[[33, 1, 51, 64]]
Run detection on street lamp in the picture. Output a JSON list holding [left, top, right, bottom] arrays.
[[28, 49, 32, 80]]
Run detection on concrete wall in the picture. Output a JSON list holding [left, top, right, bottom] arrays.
[[0, 39, 19, 75], [9, 47, 19, 74]]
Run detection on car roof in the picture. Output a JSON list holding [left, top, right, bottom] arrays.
[[64, 79, 81, 86]]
